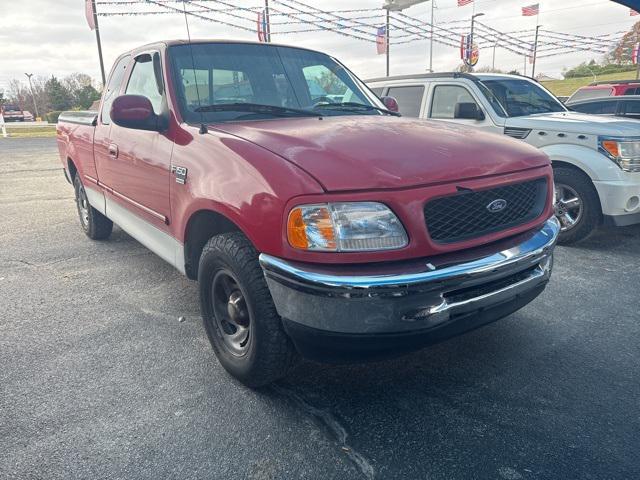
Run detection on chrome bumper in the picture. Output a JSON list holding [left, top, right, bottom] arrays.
[[260, 217, 560, 336]]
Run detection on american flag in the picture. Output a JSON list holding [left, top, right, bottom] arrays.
[[458, 0, 473, 6], [631, 9, 639, 16], [522, 4, 539, 16]]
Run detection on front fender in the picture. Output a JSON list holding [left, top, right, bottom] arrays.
[[540, 143, 626, 182]]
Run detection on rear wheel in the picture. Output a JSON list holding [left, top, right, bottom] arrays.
[[553, 167, 600, 245], [198, 232, 298, 387], [73, 174, 113, 240]]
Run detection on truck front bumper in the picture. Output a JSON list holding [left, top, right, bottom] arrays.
[[260, 217, 560, 362]]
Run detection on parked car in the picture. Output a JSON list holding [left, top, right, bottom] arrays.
[[567, 80, 640, 104], [368, 72, 640, 244], [567, 95, 640, 120], [1, 104, 25, 122], [57, 41, 559, 387]]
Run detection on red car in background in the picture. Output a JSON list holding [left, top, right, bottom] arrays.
[[1, 104, 25, 122], [567, 80, 640, 103]]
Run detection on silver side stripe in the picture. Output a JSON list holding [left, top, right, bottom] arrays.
[[82, 182, 185, 275]]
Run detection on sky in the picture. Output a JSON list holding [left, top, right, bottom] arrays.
[[0, 0, 638, 92]]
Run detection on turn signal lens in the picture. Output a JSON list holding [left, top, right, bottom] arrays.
[[601, 140, 620, 158], [287, 202, 408, 252], [287, 205, 337, 251]]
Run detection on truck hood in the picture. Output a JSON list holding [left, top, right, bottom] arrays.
[[506, 111, 640, 137], [212, 116, 548, 192]]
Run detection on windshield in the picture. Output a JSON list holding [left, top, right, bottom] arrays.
[[169, 43, 382, 123], [3, 105, 21, 112], [479, 78, 566, 117]]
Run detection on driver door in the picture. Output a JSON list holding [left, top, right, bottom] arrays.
[[427, 84, 500, 134], [107, 51, 173, 232]]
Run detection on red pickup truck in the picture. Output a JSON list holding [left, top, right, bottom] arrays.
[[57, 40, 559, 387]]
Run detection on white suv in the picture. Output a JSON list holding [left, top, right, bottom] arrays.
[[367, 73, 640, 244]]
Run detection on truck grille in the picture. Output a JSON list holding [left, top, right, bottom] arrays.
[[424, 178, 547, 244]]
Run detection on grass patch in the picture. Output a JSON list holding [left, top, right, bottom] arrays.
[[3, 125, 57, 138], [541, 71, 639, 97]]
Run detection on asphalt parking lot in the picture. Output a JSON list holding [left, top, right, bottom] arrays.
[[1, 137, 639, 480]]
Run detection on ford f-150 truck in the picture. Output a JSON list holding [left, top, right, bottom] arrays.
[[368, 73, 640, 244], [57, 41, 559, 387]]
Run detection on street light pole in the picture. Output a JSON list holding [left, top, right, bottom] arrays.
[[429, 0, 434, 72], [469, 13, 484, 71], [492, 41, 497, 71], [386, 8, 390, 76], [24, 73, 39, 119], [264, 0, 271, 42], [531, 24, 541, 79]]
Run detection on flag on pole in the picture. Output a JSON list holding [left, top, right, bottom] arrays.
[[522, 4, 539, 16], [85, 0, 96, 30], [376, 26, 388, 55], [457, 0, 473, 6], [257, 10, 267, 42], [631, 9, 639, 16]]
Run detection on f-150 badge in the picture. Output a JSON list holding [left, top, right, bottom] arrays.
[[172, 166, 188, 185]]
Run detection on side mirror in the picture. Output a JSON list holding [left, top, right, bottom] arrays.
[[111, 94, 161, 131], [454, 102, 485, 121], [381, 96, 399, 113]]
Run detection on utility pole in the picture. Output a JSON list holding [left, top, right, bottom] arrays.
[[492, 41, 497, 71], [91, 0, 106, 86], [24, 73, 39, 119], [531, 24, 541, 79], [264, 0, 271, 42], [429, 0, 434, 72], [386, 8, 390, 76]]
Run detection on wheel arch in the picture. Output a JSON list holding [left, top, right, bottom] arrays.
[[183, 208, 248, 280]]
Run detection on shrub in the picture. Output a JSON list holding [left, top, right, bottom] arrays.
[[45, 111, 62, 123]]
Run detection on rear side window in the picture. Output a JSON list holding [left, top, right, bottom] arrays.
[[126, 53, 164, 115], [430, 85, 476, 119], [568, 87, 613, 103], [369, 87, 384, 97], [623, 100, 640, 114], [571, 100, 617, 115], [387, 86, 424, 117], [101, 55, 130, 125]]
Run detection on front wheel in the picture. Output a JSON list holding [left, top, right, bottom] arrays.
[[198, 232, 298, 387], [553, 167, 601, 245]]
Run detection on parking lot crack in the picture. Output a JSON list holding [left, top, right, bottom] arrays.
[[271, 385, 375, 480]]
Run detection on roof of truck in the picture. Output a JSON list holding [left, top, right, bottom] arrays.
[[365, 72, 533, 84], [125, 39, 325, 55]]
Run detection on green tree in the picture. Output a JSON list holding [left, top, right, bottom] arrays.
[[45, 76, 72, 111], [75, 85, 101, 109]]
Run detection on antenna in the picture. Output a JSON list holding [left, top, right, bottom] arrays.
[[182, 0, 207, 134]]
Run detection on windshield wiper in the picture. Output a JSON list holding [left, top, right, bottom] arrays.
[[194, 102, 320, 117], [313, 102, 401, 117]]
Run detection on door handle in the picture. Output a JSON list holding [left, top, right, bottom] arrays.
[[108, 143, 119, 159]]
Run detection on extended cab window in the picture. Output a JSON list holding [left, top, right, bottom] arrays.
[[387, 86, 424, 118], [101, 55, 130, 124], [430, 85, 476, 119], [125, 53, 164, 114]]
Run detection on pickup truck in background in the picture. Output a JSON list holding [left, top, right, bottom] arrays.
[[57, 41, 559, 387], [368, 73, 640, 244], [1, 104, 25, 122], [567, 80, 640, 104]]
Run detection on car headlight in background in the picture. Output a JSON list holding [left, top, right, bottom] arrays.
[[599, 137, 640, 173], [287, 202, 408, 252]]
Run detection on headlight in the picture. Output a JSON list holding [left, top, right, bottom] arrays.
[[287, 202, 408, 252], [599, 137, 640, 172]]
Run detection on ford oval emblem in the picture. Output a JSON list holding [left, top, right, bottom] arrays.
[[487, 199, 508, 213]]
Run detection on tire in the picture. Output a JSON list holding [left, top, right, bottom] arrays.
[[198, 232, 298, 387], [553, 166, 601, 245], [73, 174, 113, 240]]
